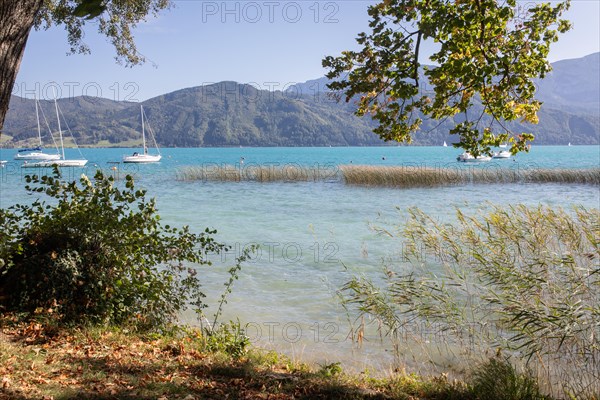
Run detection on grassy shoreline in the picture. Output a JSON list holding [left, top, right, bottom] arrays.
[[0, 316, 474, 400]]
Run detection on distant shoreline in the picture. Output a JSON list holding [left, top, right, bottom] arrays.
[[2, 143, 597, 150]]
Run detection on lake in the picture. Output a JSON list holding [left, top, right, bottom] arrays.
[[1, 145, 599, 372]]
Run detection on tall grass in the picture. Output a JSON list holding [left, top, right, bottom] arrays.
[[471, 358, 552, 400], [176, 164, 339, 182], [340, 165, 600, 187], [341, 205, 600, 399], [177, 164, 600, 187]]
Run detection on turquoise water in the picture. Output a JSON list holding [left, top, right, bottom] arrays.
[[1, 145, 599, 371]]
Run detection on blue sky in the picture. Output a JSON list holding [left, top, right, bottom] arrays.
[[14, 0, 600, 102]]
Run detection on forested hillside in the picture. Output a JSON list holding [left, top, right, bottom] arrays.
[[2, 54, 598, 148]]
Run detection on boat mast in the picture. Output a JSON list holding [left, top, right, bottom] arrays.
[[54, 95, 65, 160], [35, 99, 42, 147], [141, 105, 147, 155]]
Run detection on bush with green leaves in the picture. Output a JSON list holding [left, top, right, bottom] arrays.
[[342, 205, 599, 398], [203, 319, 251, 358], [0, 170, 250, 331]]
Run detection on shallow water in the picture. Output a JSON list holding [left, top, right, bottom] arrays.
[[1, 145, 598, 372]]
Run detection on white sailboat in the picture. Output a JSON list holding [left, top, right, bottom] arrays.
[[443, 141, 448, 147], [14, 100, 60, 161], [22, 97, 87, 168], [123, 105, 162, 163]]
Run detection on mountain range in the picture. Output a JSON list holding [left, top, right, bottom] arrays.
[[2, 53, 598, 148]]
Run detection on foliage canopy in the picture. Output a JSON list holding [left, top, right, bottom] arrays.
[[323, 0, 571, 156], [35, 0, 172, 66]]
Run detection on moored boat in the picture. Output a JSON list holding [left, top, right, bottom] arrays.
[[15, 149, 60, 161], [123, 105, 162, 163], [14, 100, 60, 161], [21, 96, 87, 168], [492, 150, 511, 159], [457, 152, 492, 162]]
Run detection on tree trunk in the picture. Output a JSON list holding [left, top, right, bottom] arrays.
[[0, 0, 44, 136]]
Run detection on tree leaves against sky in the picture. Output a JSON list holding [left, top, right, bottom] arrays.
[[34, 0, 172, 66], [323, 0, 571, 156]]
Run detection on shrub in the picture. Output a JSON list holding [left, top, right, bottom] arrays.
[[0, 170, 250, 331], [203, 320, 250, 358]]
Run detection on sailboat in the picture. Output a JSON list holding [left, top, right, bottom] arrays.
[[443, 141, 448, 147], [123, 105, 162, 163], [14, 100, 60, 161], [22, 97, 87, 168]]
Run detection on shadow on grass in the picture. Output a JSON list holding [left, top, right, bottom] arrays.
[[29, 353, 400, 400], [0, 319, 471, 400]]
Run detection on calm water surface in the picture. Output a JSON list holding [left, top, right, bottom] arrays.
[[1, 146, 598, 372]]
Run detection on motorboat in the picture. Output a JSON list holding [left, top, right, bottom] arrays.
[[457, 152, 492, 162], [492, 150, 511, 159]]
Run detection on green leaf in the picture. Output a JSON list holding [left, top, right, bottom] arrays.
[[73, 0, 106, 19]]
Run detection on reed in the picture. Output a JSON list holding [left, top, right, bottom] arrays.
[[176, 164, 340, 182], [177, 164, 600, 187], [341, 205, 600, 398], [340, 165, 600, 187]]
